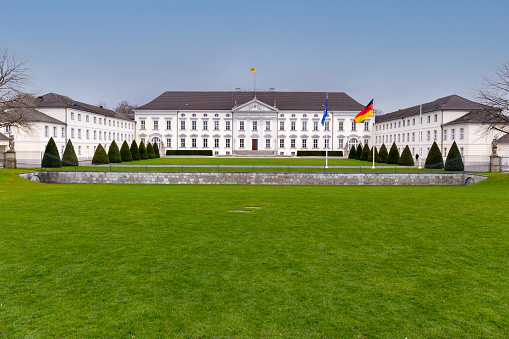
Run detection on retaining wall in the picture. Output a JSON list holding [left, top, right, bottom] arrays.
[[19, 171, 488, 185]]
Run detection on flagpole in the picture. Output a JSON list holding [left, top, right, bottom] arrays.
[[372, 97, 376, 169], [418, 100, 422, 169], [325, 94, 329, 169]]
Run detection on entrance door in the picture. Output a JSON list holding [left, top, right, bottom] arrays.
[[252, 139, 258, 150]]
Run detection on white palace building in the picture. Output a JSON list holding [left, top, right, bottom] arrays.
[[134, 90, 368, 156]]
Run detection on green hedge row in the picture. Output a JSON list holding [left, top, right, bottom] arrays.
[[297, 151, 343, 157], [165, 150, 213, 156]]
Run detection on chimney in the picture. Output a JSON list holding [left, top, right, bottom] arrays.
[[235, 88, 241, 92], [269, 88, 275, 92]]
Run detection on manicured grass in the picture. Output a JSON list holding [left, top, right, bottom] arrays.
[[1, 170, 508, 337]]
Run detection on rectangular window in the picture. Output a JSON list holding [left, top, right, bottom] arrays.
[[434, 130, 437, 140], [398, 121, 401, 128], [191, 121, 197, 130], [412, 132, 415, 142], [413, 118, 415, 125], [99, 131, 102, 140], [351, 121, 356, 131], [110, 132, 112, 140], [338, 121, 344, 131], [460, 147, 464, 156], [364, 122, 369, 131], [403, 120, 405, 127], [444, 147, 447, 156], [53, 127, 57, 137], [266, 139, 271, 148], [302, 139, 307, 148], [181, 138, 185, 148], [99, 118, 102, 124], [77, 113, 81, 121], [203, 138, 208, 148], [140, 121, 146, 130], [239, 139, 244, 148], [154, 120, 158, 130], [338, 139, 344, 149], [166, 120, 171, 130], [280, 139, 285, 148], [166, 138, 171, 148], [325, 139, 329, 149], [181, 121, 185, 130], [252, 121, 258, 131], [86, 130, 90, 139], [398, 134, 400, 142], [313, 121, 318, 131], [78, 129, 81, 139], [280, 121, 284, 130], [443, 129, 447, 141], [71, 128, 75, 139], [214, 121, 219, 130], [78, 146, 81, 155], [325, 121, 329, 131], [434, 114, 438, 122], [240, 121, 245, 131], [301, 121, 307, 131], [291, 121, 296, 131], [203, 120, 208, 130], [214, 139, 219, 148], [191, 138, 197, 148], [225, 121, 230, 131], [427, 131, 430, 141], [313, 139, 318, 149], [290, 139, 296, 148], [266, 121, 271, 130], [451, 129, 455, 140], [225, 138, 230, 148], [71, 112, 74, 120], [86, 115, 89, 122], [44, 126, 49, 137], [94, 131, 97, 140], [460, 128, 464, 139], [427, 116, 431, 123], [407, 133, 410, 142], [94, 117, 97, 123]]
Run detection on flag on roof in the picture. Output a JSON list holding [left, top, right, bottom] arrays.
[[250, 67, 255, 73], [321, 97, 328, 126], [353, 99, 374, 123]]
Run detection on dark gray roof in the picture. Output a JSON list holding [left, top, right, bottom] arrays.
[[35, 93, 134, 121], [137, 91, 364, 111], [24, 108, 66, 124], [498, 133, 509, 144], [377, 95, 485, 123], [0, 132, 8, 140], [443, 110, 509, 126]]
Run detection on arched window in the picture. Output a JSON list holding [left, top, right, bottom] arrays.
[[348, 137, 359, 150], [151, 136, 161, 148]]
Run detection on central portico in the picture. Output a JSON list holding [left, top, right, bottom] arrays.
[[232, 97, 279, 155]]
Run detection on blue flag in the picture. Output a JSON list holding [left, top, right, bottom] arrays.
[[321, 98, 328, 126]]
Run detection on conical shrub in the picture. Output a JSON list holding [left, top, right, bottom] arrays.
[[348, 145, 357, 159], [356, 144, 362, 160], [153, 142, 160, 158], [425, 141, 444, 169], [377, 143, 388, 163], [398, 145, 415, 166], [367, 146, 378, 162], [130, 140, 140, 160], [387, 142, 400, 164], [108, 140, 122, 163], [146, 142, 155, 159], [62, 139, 78, 166], [444, 141, 464, 171], [42, 137, 61, 168], [120, 141, 133, 162], [139, 141, 148, 159], [92, 144, 109, 164], [360, 143, 370, 161]]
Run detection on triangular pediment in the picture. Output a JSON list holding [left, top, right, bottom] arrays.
[[233, 98, 278, 113]]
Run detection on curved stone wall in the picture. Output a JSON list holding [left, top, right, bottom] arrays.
[[19, 171, 488, 186]]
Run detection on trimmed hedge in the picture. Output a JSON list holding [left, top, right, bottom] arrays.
[[120, 141, 133, 162], [356, 144, 362, 160], [139, 141, 148, 159], [425, 141, 444, 169], [147, 142, 156, 159], [377, 143, 388, 163], [297, 150, 343, 157], [387, 142, 400, 164], [153, 142, 160, 158], [398, 145, 415, 166], [108, 140, 122, 163], [42, 137, 61, 168], [445, 141, 464, 171], [130, 140, 140, 160], [348, 145, 357, 159], [62, 139, 79, 166], [360, 143, 370, 161], [92, 144, 109, 164], [165, 150, 213, 156]]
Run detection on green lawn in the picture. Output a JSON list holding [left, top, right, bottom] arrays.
[[1, 170, 508, 337]]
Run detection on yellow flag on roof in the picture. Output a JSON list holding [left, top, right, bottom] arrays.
[[250, 67, 255, 73]]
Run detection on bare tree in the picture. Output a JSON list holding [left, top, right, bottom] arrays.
[[115, 100, 137, 115], [475, 61, 509, 135], [0, 48, 34, 130]]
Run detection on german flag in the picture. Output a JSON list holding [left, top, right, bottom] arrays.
[[250, 67, 255, 73], [353, 99, 374, 123]]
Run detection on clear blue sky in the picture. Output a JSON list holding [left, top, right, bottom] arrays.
[[3, 0, 508, 113]]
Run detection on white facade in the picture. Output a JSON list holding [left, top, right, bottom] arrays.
[[135, 97, 372, 156]]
